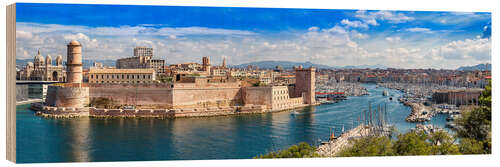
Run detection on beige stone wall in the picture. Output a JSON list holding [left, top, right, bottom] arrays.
[[171, 81, 242, 108], [87, 84, 174, 108], [242, 86, 273, 108], [172, 87, 242, 109], [46, 86, 89, 108]]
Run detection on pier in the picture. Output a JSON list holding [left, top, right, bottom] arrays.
[[315, 125, 373, 156], [403, 102, 433, 122]]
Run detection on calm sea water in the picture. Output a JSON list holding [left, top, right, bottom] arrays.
[[16, 84, 448, 163]]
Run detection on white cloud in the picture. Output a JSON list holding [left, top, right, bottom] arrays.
[[354, 10, 414, 26], [63, 33, 90, 41], [340, 19, 369, 29], [436, 37, 491, 61], [324, 25, 347, 34], [350, 30, 369, 39], [15, 21, 490, 69], [16, 22, 256, 37], [308, 26, 319, 31], [16, 31, 33, 39], [405, 27, 433, 33], [385, 36, 401, 42]]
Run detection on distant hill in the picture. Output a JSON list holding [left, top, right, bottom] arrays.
[[16, 59, 116, 69], [232, 61, 389, 70], [457, 63, 491, 71], [232, 61, 332, 69], [340, 64, 389, 69]]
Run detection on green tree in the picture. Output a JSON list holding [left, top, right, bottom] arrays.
[[454, 109, 490, 141], [255, 142, 319, 158], [338, 135, 394, 157], [479, 80, 491, 108], [428, 131, 460, 155], [393, 131, 432, 156], [458, 138, 484, 154], [454, 80, 491, 154]]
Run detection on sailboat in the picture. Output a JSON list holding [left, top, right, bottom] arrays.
[[329, 127, 335, 141]]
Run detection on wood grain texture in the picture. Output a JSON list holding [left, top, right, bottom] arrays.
[[6, 3, 17, 163]]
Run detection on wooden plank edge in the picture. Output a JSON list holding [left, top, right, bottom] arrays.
[[6, 3, 17, 163]]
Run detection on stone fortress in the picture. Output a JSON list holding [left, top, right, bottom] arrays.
[[32, 40, 317, 117]]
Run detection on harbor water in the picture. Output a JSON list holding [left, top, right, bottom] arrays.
[[16, 84, 448, 163]]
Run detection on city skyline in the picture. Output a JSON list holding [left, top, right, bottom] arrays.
[[16, 3, 491, 69]]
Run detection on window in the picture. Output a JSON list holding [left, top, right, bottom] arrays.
[[127, 75, 129, 79], [143, 75, 145, 79], [96, 75, 98, 79], [122, 75, 124, 79], [91, 75, 93, 79]]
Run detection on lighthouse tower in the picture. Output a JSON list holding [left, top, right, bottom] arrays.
[[66, 40, 83, 84]]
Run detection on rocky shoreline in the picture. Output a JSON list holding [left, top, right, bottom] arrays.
[[31, 102, 317, 119]]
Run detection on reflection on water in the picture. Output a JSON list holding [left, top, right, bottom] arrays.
[[16, 84, 448, 163]]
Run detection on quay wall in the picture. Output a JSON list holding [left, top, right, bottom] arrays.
[[88, 105, 267, 118]]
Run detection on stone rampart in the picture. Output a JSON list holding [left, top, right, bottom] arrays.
[[242, 87, 273, 108], [45, 86, 89, 108], [88, 83, 174, 108]]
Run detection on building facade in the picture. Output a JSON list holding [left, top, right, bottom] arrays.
[[88, 68, 157, 84], [432, 89, 483, 106], [116, 47, 165, 74]]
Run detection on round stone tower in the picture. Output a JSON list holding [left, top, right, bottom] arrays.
[[66, 40, 83, 83]]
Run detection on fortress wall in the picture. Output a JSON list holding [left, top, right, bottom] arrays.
[[45, 86, 89, 108], [173, 82, 241, 88], [172, 87, 243, 109], [242, 87, 273, 108], [88, 84, 173, 108], [87, 83, 243, 109]]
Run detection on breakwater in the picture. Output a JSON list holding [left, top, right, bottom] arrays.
[[316, 125, 373, 156]]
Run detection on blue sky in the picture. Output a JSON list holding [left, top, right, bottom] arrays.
[[15, 3, 491, 69]]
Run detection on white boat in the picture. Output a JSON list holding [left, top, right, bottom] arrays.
[[383, 90, 389, 96]]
